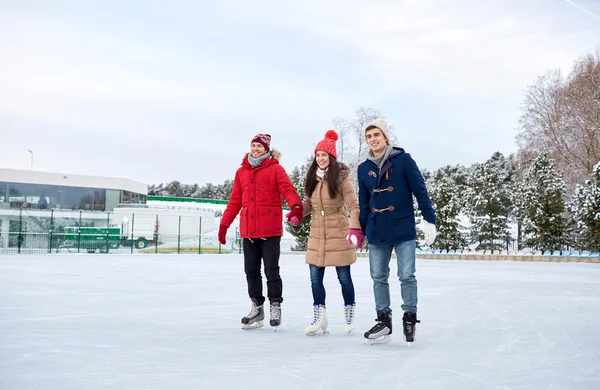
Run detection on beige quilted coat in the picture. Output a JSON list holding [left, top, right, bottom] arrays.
[[303, 164, 361, 267]]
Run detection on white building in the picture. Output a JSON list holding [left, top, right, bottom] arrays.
[[0, 169, 216, 250]]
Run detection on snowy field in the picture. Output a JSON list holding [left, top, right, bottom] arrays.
[[1, 254, 599, 390]]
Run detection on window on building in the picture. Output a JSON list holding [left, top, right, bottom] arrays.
[[0, 182, 109, 211]]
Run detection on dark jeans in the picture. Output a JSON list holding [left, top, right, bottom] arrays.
[[243, 237, 282, 305], [309, 264, 355, 306]]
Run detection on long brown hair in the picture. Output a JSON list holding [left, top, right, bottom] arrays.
[[305, 154, 340, 199]]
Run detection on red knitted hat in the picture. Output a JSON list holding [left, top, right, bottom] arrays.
[[251, 133, 271, 152], [314, 130, 338, 159]]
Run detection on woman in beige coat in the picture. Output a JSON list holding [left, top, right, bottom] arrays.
[[300, 130, 364, 336]]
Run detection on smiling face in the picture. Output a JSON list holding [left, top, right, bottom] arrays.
[[250, 142, 267, 158], [315, 150, 330, 170], [365, 127, 388, 156]]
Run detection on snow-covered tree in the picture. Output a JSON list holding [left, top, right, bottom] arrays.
[[520, 151, 568, 251], [569, 162, 600, 251], [330, 107, 396, 195], [465, 152, 514, 253], [427, 165, 468, 250], [284, 156, 313, 251], [149, 179, 234, 200]]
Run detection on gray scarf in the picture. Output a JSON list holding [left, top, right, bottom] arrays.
[[248, 152, 271, 168], [366, 144, 393, 168]]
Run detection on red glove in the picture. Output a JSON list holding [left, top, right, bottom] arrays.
[[218, 224, 228, 245], [347, 228, 365, 248], [286, 205, 303, 227]]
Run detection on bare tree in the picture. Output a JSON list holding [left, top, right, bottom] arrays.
[[516, 49, 600, 186], [331, 116, 352, 164], [350, 106, 384, 166]]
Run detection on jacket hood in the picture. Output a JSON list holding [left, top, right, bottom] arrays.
[[338, 163, 350, 183], [389, 146, 405, 158], [317, 162, 350, 183]]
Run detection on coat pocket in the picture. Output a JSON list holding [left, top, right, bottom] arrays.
[[258, 206, 282, 236]]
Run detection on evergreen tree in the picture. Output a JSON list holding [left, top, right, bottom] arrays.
[[221, 179, 234, 200], [465, 152, 514, 253], [284, 156, 313, 251], [511, 179, 528, 251], [413, 168, 432, 248], [164, 180, 184, 197], [427, 165, 468, 250], [520, 151, 568, 251], [569, 162, 600, 251]]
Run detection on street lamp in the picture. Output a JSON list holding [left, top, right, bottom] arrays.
[[28, 150, 33, 171]]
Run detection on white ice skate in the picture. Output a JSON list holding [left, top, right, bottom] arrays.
[[242, 321, 264, 330], [344, 304, 356, 335], [241, 299, 264, 330], [306, 305, 328, 336]]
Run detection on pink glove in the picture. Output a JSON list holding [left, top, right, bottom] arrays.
[[347, 228, 364, 248], [285, 205, 302, 227]]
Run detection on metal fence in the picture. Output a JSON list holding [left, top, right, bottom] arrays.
[[0, 207, 297, 255], [2, 207, 595, 256], [0, 207, 223, 254]]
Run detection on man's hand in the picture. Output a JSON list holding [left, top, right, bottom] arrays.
[[286, 205, 303, 227], [423, 221, 437, 246], [218, 224, 228, 245]]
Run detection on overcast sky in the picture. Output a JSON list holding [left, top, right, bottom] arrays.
[[1, 0, 599, 187]]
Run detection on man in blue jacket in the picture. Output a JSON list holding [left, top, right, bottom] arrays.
[[358, 118, 437, 345]]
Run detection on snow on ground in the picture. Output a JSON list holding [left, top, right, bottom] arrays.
[[1, 254, 599, 390]]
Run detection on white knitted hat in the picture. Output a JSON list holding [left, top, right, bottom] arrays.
[[364, 118, 389, 142]]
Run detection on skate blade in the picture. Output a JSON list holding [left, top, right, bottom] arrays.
[[364, 335, 391, 345], [242, 321, 264, 330], [306, 328, 328, 336], [344, 327, 355, 336]]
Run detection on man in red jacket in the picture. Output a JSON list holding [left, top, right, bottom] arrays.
[[219, 133, 303, 330]]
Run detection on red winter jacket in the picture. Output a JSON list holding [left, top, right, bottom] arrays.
[[221, 150, 302, 239]]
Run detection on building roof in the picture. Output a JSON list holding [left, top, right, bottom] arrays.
[[0, 168, 148, 195]]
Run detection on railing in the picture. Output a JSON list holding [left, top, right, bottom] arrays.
[[0, 207, 297, 255]]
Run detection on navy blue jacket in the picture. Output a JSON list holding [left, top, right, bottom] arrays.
[[358, 147, 436, 245]]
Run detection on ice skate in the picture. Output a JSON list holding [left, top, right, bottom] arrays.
[[306, 305, 328, 336], [402, 312, 420, 343], [241, 298, 264, 330], [343, 304, 356, 335], [364, 312, 392, 345], [269, 302, 282, 331]]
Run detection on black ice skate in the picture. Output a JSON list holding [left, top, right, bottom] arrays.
[[402, 312, 420, 343], [241, 298, 264, 330], [363, 312, 392, 345], [269, 302, 281, 331]]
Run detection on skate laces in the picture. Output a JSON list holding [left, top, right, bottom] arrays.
[[344, 304, 355, 325], [369, 321, 386, 333], [310, 305, 322, 325], [270, 303, 281, 321], [247, 302, 261, 318]]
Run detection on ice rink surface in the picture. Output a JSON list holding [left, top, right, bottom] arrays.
[[1, 254, 599, 390]]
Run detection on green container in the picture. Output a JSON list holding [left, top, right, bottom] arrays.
[[63, 226, 122, 253]]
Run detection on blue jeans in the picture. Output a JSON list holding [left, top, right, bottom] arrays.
[[309, 264, 355, 306], [368, 240, 417, 314]]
